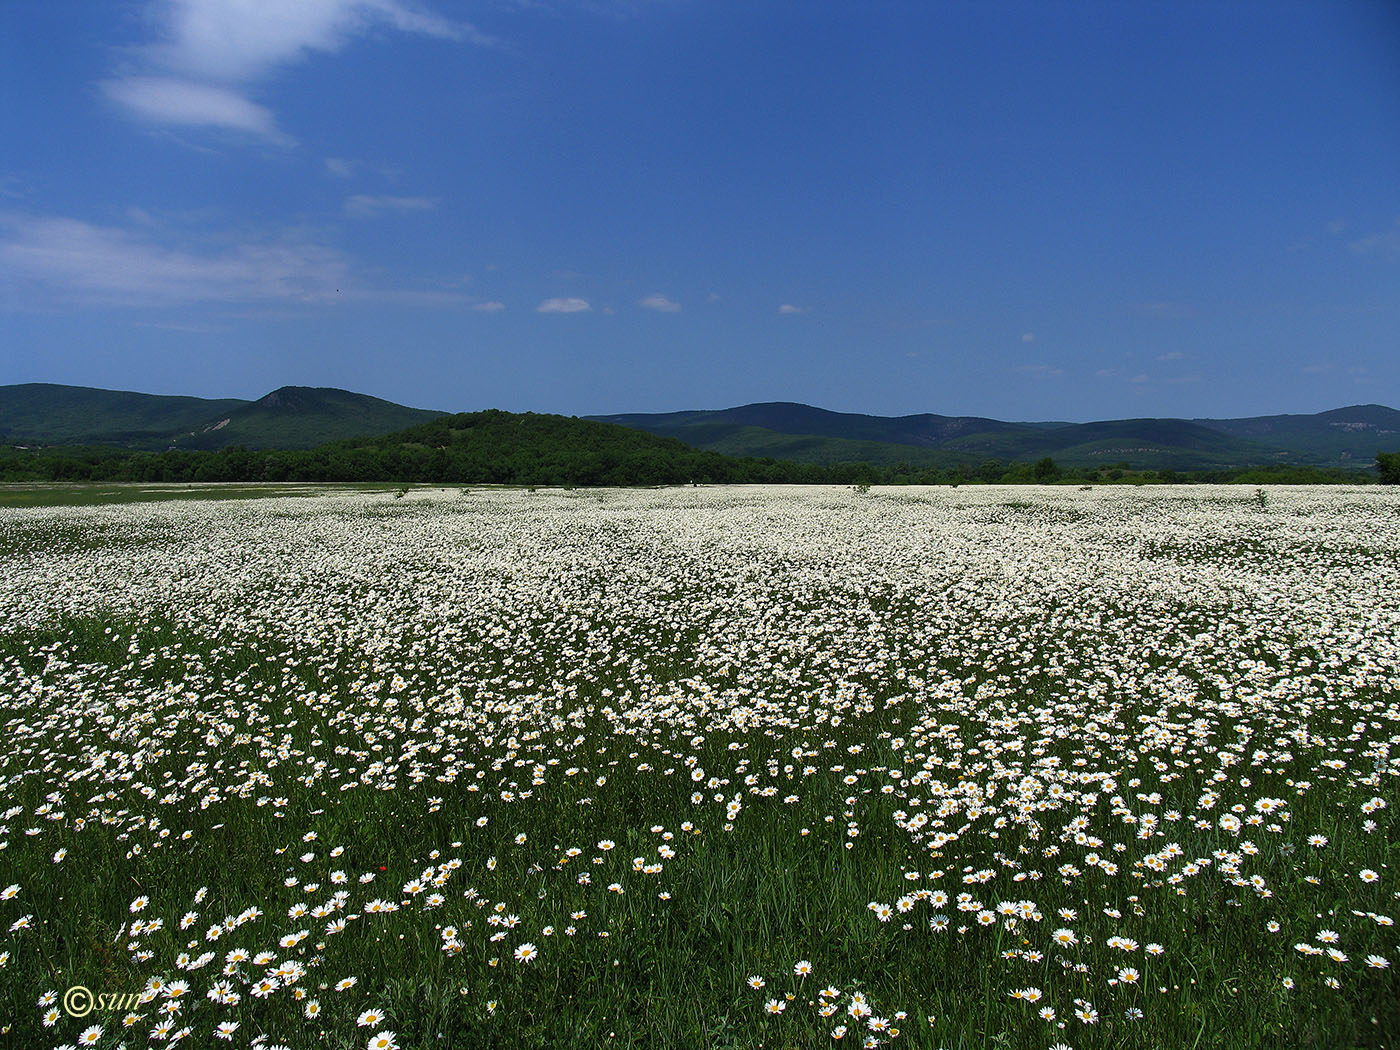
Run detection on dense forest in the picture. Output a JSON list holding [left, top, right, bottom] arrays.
[[2, 410, 1393, 486]]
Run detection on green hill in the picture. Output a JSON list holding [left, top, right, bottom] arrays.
[[1192, 405, 1400, 466], [171, 386, 446, 450], [0, 383, 446, 451], [310, 409, 800, 485], [0, 383, 246, 447]]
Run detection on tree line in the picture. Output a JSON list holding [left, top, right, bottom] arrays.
[[2, 410, 1396, 487]]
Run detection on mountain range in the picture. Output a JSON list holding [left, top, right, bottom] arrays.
[[2, 383, 1397, 471], [587, 402, 1400, 470]]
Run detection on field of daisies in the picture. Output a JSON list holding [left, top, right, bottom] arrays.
[[1, 483, 1397, 1050]]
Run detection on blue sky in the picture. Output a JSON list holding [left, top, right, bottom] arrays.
[[2, 0, 1397, 420]]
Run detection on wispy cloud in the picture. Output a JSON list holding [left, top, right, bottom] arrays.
[[777, 303, 805, 315], [471, 300, 505, 312], [1349, 219, 1400, 259], [1020, 331, 1035, 343], [104, 0, 494, 142], [0, 211, 466, 309], [324, 156, 356, 178], [100, 76, 293, 144], [344, 194, 438, 217], [1014, 363, 1063, 376], [1155, 351, 1185, 361], [639, 293, 680, 312], [145, 0, 488, 80], [537, 297, 591, 313], [0, 213, 348, 306]]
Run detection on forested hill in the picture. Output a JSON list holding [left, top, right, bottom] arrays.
[[316, 409, 792, 484]]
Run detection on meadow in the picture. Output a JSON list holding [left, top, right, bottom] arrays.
[[1, 484, 1396, 1050]]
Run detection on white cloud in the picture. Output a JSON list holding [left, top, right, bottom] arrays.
[[105, 1, 494, 142], [324, 156, 356, 177], [777, 303, 805, 314], [0, 213, 347, 305], [144, 0, 486, 82], [1349, 220, 1400, 259], [344, 194, 438, 217], [1020, 331, 1035, 343], [639, 293, 680, 312], [100, 76, 292, 143], [537, 297, 591, 313], [471, 300, 505, 312]]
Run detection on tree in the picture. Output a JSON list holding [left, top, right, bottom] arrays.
[[1378, 450, 1400, 485], [1032, 457, 1061, 483]]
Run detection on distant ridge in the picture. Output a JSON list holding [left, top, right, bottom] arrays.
[[0, 383, 446, 451], [587, 402, 1400, 470], [3, 383, 1396, 470]]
